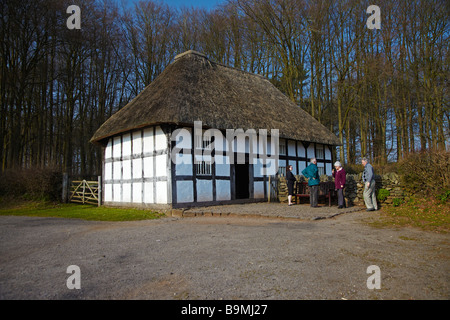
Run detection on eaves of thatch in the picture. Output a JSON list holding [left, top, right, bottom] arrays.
[[90, 50, 341, 147]]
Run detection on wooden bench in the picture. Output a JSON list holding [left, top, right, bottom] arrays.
[[294, 181, 336, 207]]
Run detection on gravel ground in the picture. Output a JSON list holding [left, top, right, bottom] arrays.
[[0, 208, 448, 300]]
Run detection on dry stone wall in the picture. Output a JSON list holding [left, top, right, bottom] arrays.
[[277, 172, 405, 207]]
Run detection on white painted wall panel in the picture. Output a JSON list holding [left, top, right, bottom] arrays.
[[325, 145, 332, 160], [326, 163, 332, 176], [254, 181, 264, 199], [155, 181, 167, 204], [288, 140, 296, 156], [215, 156, 230, 175], [143, 128, 154, 153], [143, 157, 153, 178], [113, 161, 121, 180], [155, 126, 166, 151], [104, 183, 112, 202], [132, 159, 142, 179], [298, 161, 306, 175], [196, 179, 213, 202], [105, 163, 112, 180], [132, 182, 142, 203], [143, 182, 153, 203], [307, 144, 315, 159], [175, 153, 192, 176], [297, 144, 306, 158], [105, 139, 112, 159], [155, 155, 166, 177], [113, 183, 121, 202], [122, 133, 131, 157], [113, 136, 121, 158], [216, 180, 231, 201], [122, 159, 131, 180], [176, 181, 194, 203], [122, 183, 131, 202], [132, 131, 142, 155]]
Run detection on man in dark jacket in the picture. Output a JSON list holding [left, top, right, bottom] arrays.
[[302, 158, 320, 207]]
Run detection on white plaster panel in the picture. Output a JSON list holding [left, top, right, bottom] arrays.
[[122, 159, 131, 180], [176, 181, 194, 203], [122, 183, 131, 203], [325, 145, 332, 160], [288, 140, 296, 156], [113, 161, 121, 180], [104, 183, 112, 202], [143, 127, 154, 153], [132, 182, 142, 203], [254, 181, 265, 199], [122, 133, 131, 157], [307, 144, 315, 159], [105, 139, 112, 159], [132, 131, 142, 155], [175, 153, 192, 176], [196, 179, 213, 202], [155, 154, 167, 177], [216, 180, 231, 201], [297, 144, 306, 158], [132, 159, 142, 179], [155, 126, 166, 151], [113, 183, 121, 202], [143, 182, 153, 203], [143, 157, 153, 178], [105, 162, 112, 181], [155, 181, 167, 204], [113, 136, 121, 158]]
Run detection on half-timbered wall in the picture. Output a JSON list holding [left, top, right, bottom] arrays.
[[103, 125, 171, 206]]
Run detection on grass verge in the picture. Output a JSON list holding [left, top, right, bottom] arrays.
[[0, 199, 165, 221], [367, 197, 449, 234]]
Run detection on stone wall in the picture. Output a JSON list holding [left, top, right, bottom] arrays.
[[345, 172, 405, 207], [277, 172, 405, 207]]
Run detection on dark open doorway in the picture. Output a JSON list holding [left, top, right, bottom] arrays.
[[235, 163, 250, 199]]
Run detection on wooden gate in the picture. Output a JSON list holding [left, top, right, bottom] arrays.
[[69, 179, 101, 206], [268, 175, 279, 202]]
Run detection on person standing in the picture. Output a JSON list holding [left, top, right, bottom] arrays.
[[332, 161, 346, 209], [362, 157, 378, 211], [302, 158, 320, 207], [286, 165, 296, 206]]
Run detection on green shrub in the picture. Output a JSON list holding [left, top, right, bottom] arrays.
[[392, 198, 404, 207], [377, 188, 390, 202], [436, 190, 450, 204]]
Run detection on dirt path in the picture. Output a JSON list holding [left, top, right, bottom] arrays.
[[0, 210, 448, 300]]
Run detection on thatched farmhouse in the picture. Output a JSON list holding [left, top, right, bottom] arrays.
[[91, 50, 340, 209]]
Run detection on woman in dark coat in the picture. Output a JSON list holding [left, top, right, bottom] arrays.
[[332, 161, 346, 209], [286, 165, 296, 206]]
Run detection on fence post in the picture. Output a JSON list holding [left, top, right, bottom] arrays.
[[97, 176, 102, 207], [82, 180, 86, 204], [62, 173, 69, 203]]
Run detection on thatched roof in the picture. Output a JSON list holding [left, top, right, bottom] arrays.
[[91, 50, 340, 146]]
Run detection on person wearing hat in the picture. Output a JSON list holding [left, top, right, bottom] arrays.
[[362, 157, 378, 211], [332, 161, 346, 209]]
